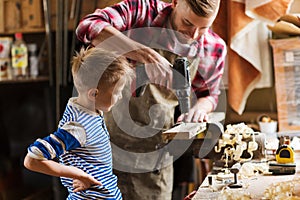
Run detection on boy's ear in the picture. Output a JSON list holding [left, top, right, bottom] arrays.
[[87, 88, 98, 101]]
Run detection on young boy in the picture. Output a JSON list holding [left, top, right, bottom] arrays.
[[24, 47, 134, 199]]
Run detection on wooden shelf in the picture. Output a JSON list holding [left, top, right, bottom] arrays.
[[0, 76, 49, 84]]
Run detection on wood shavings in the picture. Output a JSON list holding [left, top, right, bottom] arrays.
[[215, 123, 258, 163], [225, 123, 255, 137], [239, 162, 269, 178], [263, 177, 300, 200], [216, 188, 251, 200]]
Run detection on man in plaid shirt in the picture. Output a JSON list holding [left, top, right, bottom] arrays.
[[76, 0, 226, 199]]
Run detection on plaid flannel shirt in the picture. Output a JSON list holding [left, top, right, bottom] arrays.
[[76, 0, 227, 109]]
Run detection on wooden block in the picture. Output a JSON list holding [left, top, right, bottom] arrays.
[[162, 123, 206, 140]]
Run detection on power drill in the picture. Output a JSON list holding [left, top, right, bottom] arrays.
[[172, 57, 191, 114], [135, 57, 191, 114]]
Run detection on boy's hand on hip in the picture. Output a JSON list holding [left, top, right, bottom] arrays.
[[73, 175, 102, 192]]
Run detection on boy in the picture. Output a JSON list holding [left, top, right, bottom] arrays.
[[24, 47, 134, 199]]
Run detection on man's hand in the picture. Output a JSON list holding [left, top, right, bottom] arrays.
[[141, 48, 173, 89], [177, 108, 208, 123], [127, 47, 173, 89], [93, 26, 173, 89], [73, 174, 102, 192], [177, 97, 213, 123]]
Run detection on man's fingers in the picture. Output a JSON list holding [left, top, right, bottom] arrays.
[[177, 113, 192, 123], [178, 109, 208, 123], [203, 114, 209, 122], [144, 61, 173, 89], [185, 112, 193, 122], [177, 114, 184, 122], [192, 110, 201, 122], [194, 111, 208, 122]]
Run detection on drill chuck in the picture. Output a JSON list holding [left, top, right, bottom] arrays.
[[176, 94, 190, 114], [173, 57, 191, 114]]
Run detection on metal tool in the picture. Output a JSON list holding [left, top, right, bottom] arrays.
[[276, 136, 295, 164], [269, 136, 296, 175], [228, 167, 242, 188], [275, 144, 295, 164], [268, 162, 296, 175], [135, 57, 191, 114], [172, 57, 191, 114]]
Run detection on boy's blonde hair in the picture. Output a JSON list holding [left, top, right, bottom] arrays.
[[71, 47, 134, 94]]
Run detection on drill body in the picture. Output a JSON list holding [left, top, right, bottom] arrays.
[[135, 57, 191, 114], [172, 57, 191, 114]]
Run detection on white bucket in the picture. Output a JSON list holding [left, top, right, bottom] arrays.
[[259, 121, 277, 134]]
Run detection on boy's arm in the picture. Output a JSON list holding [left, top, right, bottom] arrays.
[[24, 154, 100, 186], [24, 122, 102, 191]]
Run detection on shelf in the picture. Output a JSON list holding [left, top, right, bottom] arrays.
[[0, 28, 45, 35], [0, 76, 49, 84]]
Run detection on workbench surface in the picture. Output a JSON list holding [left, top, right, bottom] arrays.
[[192, 151, 300, 200]]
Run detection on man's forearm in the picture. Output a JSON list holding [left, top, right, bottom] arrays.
[[92, 26, 151, 63]]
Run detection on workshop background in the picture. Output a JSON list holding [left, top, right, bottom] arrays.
[[0, 0, 299, 199]]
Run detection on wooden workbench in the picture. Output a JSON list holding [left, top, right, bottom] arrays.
[[192, 151, 300, 200]]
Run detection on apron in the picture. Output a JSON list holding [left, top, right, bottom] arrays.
[[105, 50, 199, 172], [104, 50, 200, 200]]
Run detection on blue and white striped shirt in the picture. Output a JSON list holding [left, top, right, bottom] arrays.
[[27, 97, 122, 200]]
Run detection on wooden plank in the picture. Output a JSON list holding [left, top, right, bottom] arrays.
[[162, 123, 206, 140]]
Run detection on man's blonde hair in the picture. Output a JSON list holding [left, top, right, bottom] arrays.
[[71, 47, 134, 94], [185, 0, 220, 17]]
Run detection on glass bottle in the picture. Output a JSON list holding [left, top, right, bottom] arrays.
[[11, 33, 28, 78], [28, 43, 39, 78]]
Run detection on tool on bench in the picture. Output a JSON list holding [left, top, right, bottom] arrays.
[[269, 136, 296, 175], [275, 136, 295, 164], [228, 167, 242, 188]]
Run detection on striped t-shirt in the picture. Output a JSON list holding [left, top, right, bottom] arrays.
[[27, 97, 122, 200]]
